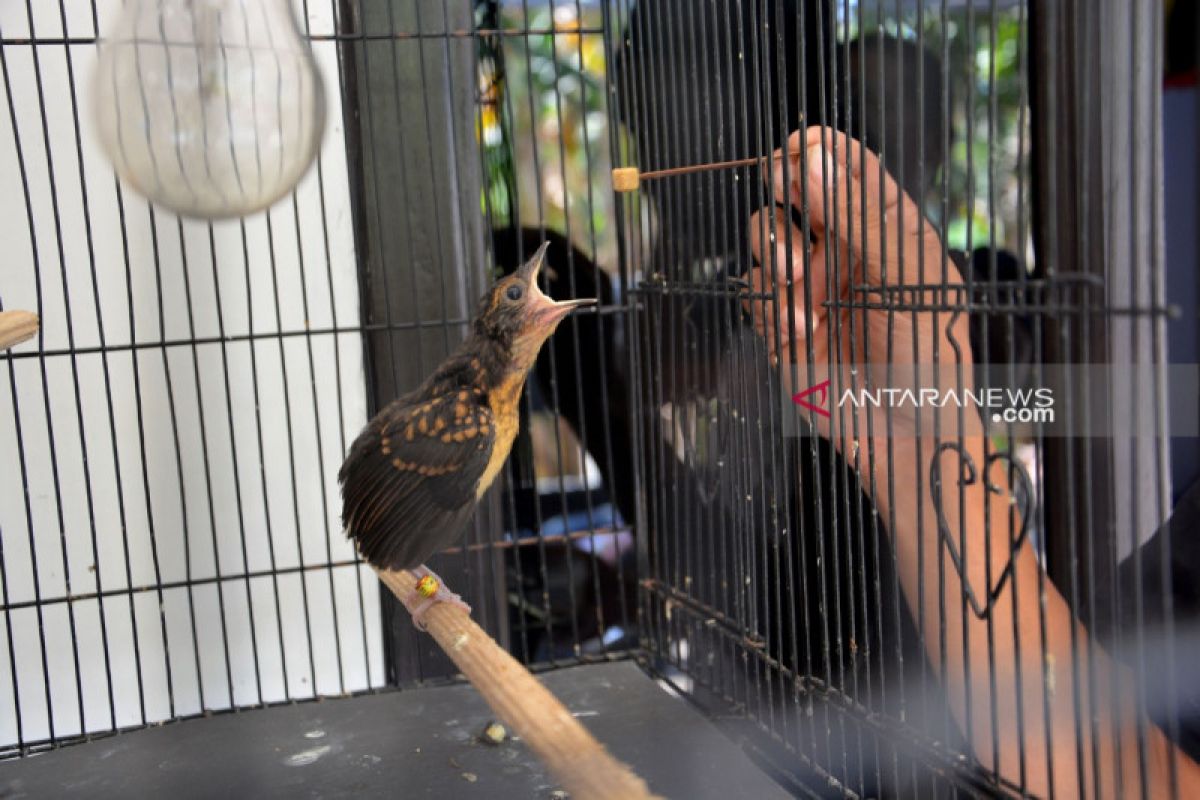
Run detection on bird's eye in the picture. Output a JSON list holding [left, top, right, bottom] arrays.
[[505, 284, 523, 302]]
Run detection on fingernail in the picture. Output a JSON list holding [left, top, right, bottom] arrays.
[[790, 319, 804, 345], [773, 162, 788, 200], [802, 314, 820, 338]]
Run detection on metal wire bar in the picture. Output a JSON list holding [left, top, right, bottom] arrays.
[[0, 561, 369, 614], [0, 28, 607, 48], [1, 0, 379, 747], [620, 1, 1190, 797], [0, 3, 1191, 797]]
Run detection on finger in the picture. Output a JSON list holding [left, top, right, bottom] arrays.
[[747, 206, 827, 359], [745, 265, 771, 337], [764, 130, 807, 209], [744, 266, 783, 363], [748, 206, 828, 329], [763, 130, 900, 286], [803, 126, 901, 212], [745, 259, 784, 358], [812, 129, 943, 280], [747, 260, 827, 366], [792, 127, 936, 288], [765, 128, 903, 222]]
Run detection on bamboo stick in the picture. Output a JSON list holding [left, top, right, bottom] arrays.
[[611, 143, 807, 193], [375, 567, 661, 800], [0, 310, 38, 350]]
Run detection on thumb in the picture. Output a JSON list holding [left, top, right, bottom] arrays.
[[794, 127, 930, 288]]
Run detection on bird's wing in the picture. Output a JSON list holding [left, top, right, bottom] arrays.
[[339, 389, 495, 570]]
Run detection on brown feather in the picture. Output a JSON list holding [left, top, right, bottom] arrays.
[[339, 382, 495, 569], [338, 242, 589, 570]]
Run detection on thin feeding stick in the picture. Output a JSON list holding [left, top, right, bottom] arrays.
[[612, 123, 808, 192]]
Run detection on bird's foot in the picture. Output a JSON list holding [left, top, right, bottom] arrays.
[[403, 566, 472, 631]]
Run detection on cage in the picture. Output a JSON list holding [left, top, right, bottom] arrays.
[[0, 0, 1198, 798]]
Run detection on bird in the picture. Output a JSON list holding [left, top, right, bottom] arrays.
[[338, 241, 595, 628], [489, 226, 636, 524]]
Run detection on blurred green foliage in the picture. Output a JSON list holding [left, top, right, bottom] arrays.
[[476, 3, 619, 269], [850, 5, 1029, 257], [478, 3, 1028, 267]]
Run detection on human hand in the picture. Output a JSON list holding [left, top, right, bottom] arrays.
[[745, 127, 975, 451]]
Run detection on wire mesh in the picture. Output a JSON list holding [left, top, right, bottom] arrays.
[[0, 0, 633, 757], [614, 0, 1193, 798], [0, 2, 1196, 799], [0, 0, 382, 756]]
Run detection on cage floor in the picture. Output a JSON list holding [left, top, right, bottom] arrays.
[[0, 661, 788, 799]]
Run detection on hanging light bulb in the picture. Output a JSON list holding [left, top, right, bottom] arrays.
[[92, 0, 326, 220]]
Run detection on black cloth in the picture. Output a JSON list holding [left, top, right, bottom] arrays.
[[1105, 476, 1200, 762]]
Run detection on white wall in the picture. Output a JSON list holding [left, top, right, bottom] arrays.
[[0, 1, 382, 749]]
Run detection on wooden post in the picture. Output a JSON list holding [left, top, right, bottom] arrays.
[[337, 0, 508, 681], [0, 310, 38, 350], [375, 568, 660, 800]]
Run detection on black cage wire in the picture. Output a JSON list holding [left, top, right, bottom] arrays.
[[1, 1, 1198, 798]]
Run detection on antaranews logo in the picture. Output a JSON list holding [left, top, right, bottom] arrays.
[[778, 363, 1200, 438], [791, 373, 1053, 424], [791, 379, 831, 418]]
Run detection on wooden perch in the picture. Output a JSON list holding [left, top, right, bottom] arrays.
[[0, 310, 38, 350], [375, 568, 661, 800]]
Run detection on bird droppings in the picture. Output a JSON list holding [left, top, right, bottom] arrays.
[[462, 772, 478, 783], [480, 721, 507, 745], [549, 790, 570, 799], [285, 745, 331, 766], [452, 633, 470, 651], [304, 730, 325, 739]]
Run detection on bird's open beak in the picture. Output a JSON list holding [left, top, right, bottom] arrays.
[[516, 241, 551, 283], [519, 241, 597, 328]]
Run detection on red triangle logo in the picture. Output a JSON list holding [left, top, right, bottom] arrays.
[[792, 378, 831, 418]]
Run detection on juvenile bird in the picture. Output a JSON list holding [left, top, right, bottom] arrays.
[[338, 242, 595, 627]]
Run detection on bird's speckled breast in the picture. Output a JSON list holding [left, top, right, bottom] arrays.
[[476, 369, 526, 498]]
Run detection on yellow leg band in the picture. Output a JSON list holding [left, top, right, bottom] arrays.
[[416, 574, 440, 598]]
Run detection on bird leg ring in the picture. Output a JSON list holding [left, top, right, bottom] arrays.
[[403, 565, 472, 630]]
